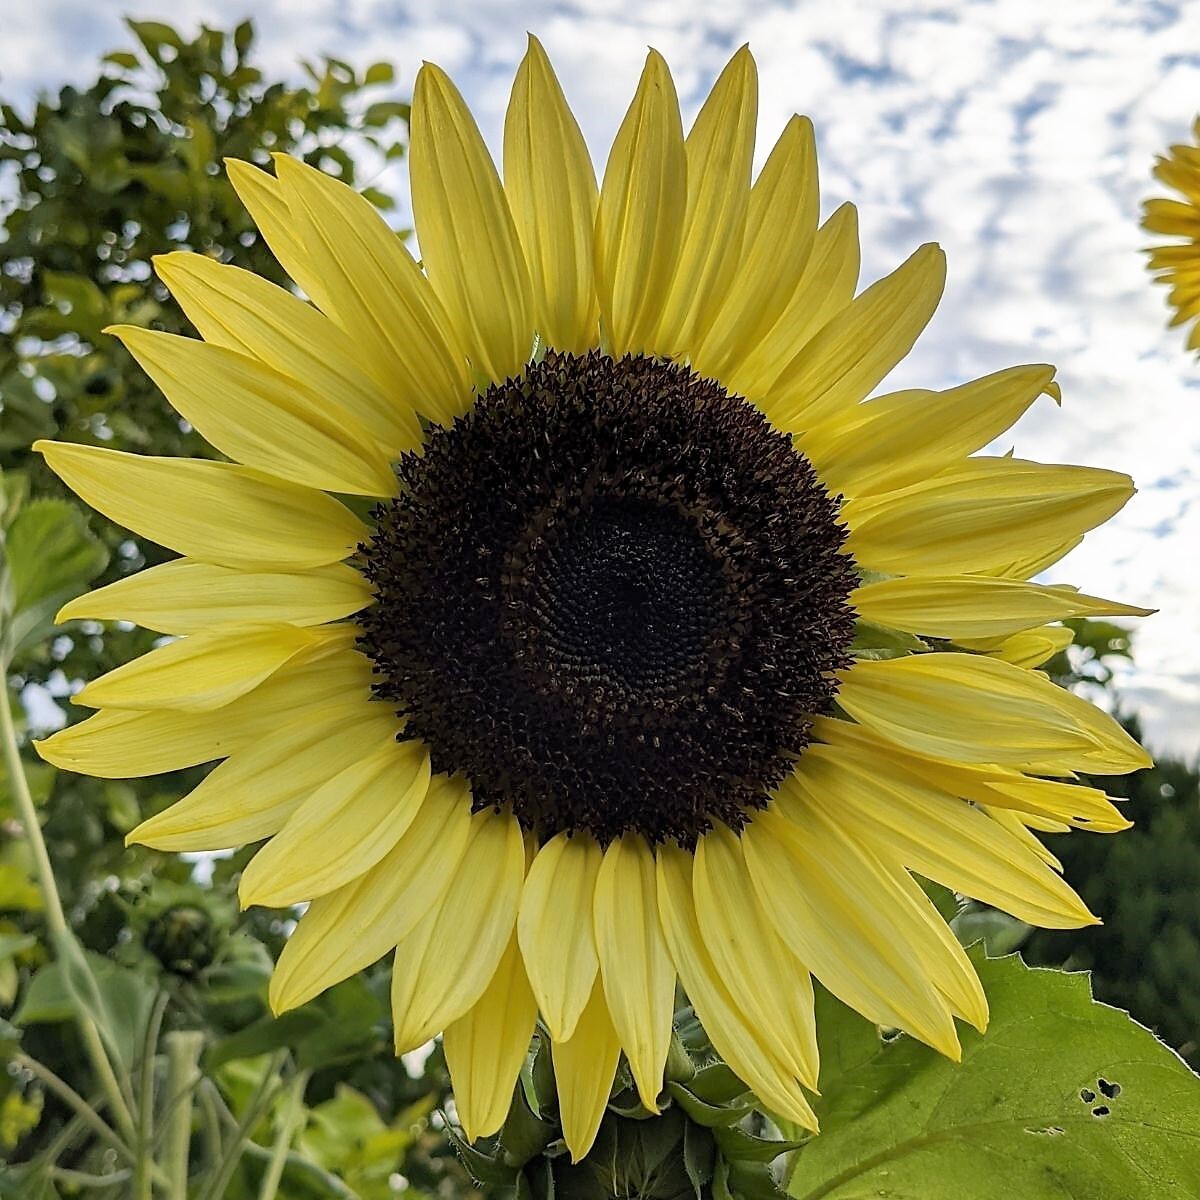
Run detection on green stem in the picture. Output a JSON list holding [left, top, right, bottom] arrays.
[[257, 1069, 310, 1200], [162, 1031, 204, 1199], [46, 1166, 133, 1189], [0, 690, 137, 1145], [199, 1050, 287, 1200], [134, 991, 169, 1200]]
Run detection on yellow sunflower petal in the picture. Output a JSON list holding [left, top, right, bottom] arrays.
[[152, 252, 422, 454], [517, 830, 602, 1042], [654, 45, 757, 357], [841, 456, 1135, 576], [551, 977, 622, 1162], [692, 114, 819, 382], [656, 844, 819, 1130], [592, 833, 676, 1113], [74, 622, 322, 711], [238, 738, 431, 909], [692, 826, 819, 1088], [128, 703, 397, 852], [594, 50, 686, 357], [271, 777, 471, 1010], [786, 746, 1097, 928], [57, 560, 371, 635], [850, 574, 1154, 641], [724, 202, 860, 402], [503, 35, 599, 354], [443, 932, 539, 1142], [981, 624, 1075, 668], [269, 775, 473, 1013], [411, 63, 535, 384], [742, 807, 960, 1058], [390, 807, 526, 1053], [799, 364, 1058, 497], [34, 441, 364, 570], [764, 242, 945, 430], [266, 155, 472, 425]]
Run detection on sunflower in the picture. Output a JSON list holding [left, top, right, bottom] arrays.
[[36, 39, 1150, 1160], [1144, 115, 1200, 347]]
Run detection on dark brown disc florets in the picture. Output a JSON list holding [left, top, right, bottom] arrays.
[[357, 350, 856, 846]]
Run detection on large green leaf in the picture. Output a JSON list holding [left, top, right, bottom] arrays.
[[788, 954, 1200, 1199]]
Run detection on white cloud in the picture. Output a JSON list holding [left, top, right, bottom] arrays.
[[4, 0, 1198, 759]]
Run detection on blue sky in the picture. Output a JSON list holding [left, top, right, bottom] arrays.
[[4, 0, 1199, 757]]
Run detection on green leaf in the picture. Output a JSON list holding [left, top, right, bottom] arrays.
[[788, 954, 1200, 1199], [206, 1009, 325, 1070], [364, 62, 395, 85], [103, 51, 141, 70]]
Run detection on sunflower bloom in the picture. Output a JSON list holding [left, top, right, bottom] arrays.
[[1143, 115, 1200, 347], [36, 39, 1151, 1160]]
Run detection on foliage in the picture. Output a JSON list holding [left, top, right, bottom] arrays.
[[787, 952, 1200, 1200]]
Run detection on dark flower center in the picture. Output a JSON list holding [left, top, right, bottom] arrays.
[[358, 350, 856, 846]]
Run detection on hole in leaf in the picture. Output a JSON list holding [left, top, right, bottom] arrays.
[[1092, 1105, 1110, 1118], [1079, 1088, 1096, 1103], [1097, 1078, 1121, 1099], [1025, 1126, 1065, 1136]]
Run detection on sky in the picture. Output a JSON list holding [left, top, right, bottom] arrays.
[[3, 0, 1199, 758]]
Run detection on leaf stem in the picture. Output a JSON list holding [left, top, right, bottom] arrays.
[[162, 1030, 205, 1199], [134, 990, 170, 1200], [0, 687, 138, 1144], [257, 1068, 310, 1200]]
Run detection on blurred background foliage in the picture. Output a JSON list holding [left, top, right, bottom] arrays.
[[0, 12, 1196, 1196]]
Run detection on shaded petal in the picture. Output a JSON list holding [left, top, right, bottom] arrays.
[[594, 50, 686, 357], [517, 830, 602, 1042], [786, 746, 1097, 929], [799, 364, 1058, 497], [269, 775, 473, 1012], [656, 844, 819, 1129], [850, 574, 1154, 641], [129, 702, 398, 852], [58, 560, 371, 635], [411, 63, 535, 383], [765, 243, 946, 430], [742, 807, 961, 1057], [841, 456, 1135, 576], [34, 441, 364, 570], [443, 933, 539, 1141], [238, 738, 431, 908], [551, 977, 622, 1162], [692, 826, 819, 1088], [503, 35, 599, 354], [592, 834, 675, 1112], [654, 45, 757, 357], [693, 115, 819, 381], [75, 622, 322, 711], [390, 808, 526, 1052], [153, 252, 422, 454]]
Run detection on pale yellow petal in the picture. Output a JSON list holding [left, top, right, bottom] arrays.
[[269, 775, 473, 1012], [692, 826, 819, 1088], [723, 202, 859, 401], [34, 441, 365, 570], [742, 807, 960, 1058], [592, 834, 675, 1113], [443, 933, 539, 1141], [850, 574, 1154, 641], [981, 624, 1075, 668], [239, 738, 431, 909], [391, 808, 526, 1052], [152, 252, 422, 455], [594, 50, 686, 357], [799, 364, 1058, 498], [842, 457, 1135, 576], [57, 560, 371, 635], [75, 622, 322, 711], [267, 155, 472, 425], [654, 46, 757, 357], [129, 703, 398, 852], [786, 746, 1097, 929], [503, 35, 599, 354], [517, 830, 602, 1042], [692, 115, 819, 382], [763, 243, 946, 431], [656, 844, 819, 1130], [550, 977, 622, 1162], [411, 63, 535, 383]]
